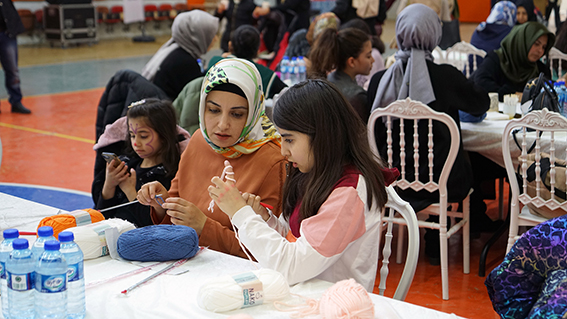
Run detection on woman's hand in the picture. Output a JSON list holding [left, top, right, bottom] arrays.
[[242, 193, 269, 221], [208, 162, 246, 218], [162, 198, 207, 235], [137, 181, 169, 219], [101, 160, 129, 200], [119, 169, 137, 201]]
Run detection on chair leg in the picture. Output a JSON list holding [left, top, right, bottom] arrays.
[[440, 226, 449, 300], [498, 178, 505, 220], [396, 224, 404, 264], [478, 214, 509, 277], [506, 200, 521, 253], [462, 195, 470, 275]]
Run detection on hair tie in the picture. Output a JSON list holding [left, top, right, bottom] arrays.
[[129, 99, 146, 108]]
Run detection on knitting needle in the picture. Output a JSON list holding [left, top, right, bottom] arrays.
[[121, 259, 189, 295], [99, 194, 165, 213], [86, 261, 164, 290]]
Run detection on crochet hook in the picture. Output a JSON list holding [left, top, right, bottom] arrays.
[[121, 258, 189, 295], [99, 194, 165, 213]]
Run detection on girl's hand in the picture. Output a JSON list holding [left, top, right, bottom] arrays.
[[137, 181, 169, 211], [208, 163, 246, 218], [242, 193, 269, 221], [119, 169, 137, 201], [101, 160, 129, 200], [105, 160, 129, 187], [162, 198, 207, 235]]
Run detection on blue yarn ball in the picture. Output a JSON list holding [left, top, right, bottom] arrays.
[[117, 225, 199, 262]]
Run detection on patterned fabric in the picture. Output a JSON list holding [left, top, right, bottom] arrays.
[[485, 215, 567, 318], [199, 58, 281, 159], [477, 1, 516, 32]]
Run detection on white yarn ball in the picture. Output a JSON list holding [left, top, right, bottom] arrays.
[[197, 268, 290, 312], [67, 218, 135, 260]]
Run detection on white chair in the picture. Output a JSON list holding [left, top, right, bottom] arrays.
[[377, 185, 420, 301], [368, 98, 470, 300], [548, 47, 567, 80], [502, 109, 567, 253], [445, 41, 486, 78], [432, 46, 446, 64]]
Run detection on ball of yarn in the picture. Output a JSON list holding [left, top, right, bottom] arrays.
[[37, 209, 105, 238], [198, 268, 290, 312], [117, 224, 199, 262], [68, 218, 135, 260], [319, 279, 374, 319]]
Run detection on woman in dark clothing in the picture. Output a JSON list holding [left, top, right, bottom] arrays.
[[253, 0, 310, 35], [470, 1, 516, 63], [472, 21, 555, 101], [367, 4, 489, 263], [515, 0, 536, 24], [215, 0, 257, 53], [141, 11, 218, 100]]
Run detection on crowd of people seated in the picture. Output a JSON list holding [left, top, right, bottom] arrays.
[[89, 0, 567, 315]]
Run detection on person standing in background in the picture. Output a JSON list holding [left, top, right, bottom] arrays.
[[0, 0, 31, 114]]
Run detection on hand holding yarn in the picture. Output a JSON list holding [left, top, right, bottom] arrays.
[[208, 160, 247, 218], [162, 197, 207, 235], [242, 192, 269, 221], [137, 181, 170, 211]]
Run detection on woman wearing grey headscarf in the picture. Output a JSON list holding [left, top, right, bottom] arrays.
[[367, 3, 489, 264], [142, 10, 219, 100]]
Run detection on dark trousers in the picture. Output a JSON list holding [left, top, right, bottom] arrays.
[[0, 32, 23, 106]]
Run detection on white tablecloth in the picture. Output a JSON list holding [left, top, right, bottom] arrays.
[[0, 193, 465, 319], [461, 117, 567, 168]]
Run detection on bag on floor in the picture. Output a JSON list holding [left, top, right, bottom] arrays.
[[524, 152, 567, 219]]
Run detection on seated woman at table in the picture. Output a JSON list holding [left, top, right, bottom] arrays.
[[208, 79, 399, 291], [310, 27, 375, 123], [515, 0, 537, 25], [137, 58, 287, 259], [367, 4, 489, 264], [472, 21, 555, 101], [141, 10, 219, 100], [470, 1, 516, 66], [93, 99, 189, 227]]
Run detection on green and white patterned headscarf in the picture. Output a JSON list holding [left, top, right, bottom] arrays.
[[199, 58, 280, 158]]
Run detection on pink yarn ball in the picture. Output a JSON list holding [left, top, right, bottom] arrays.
[[226, 314, 254, 319], [319, 279, 375, 319]]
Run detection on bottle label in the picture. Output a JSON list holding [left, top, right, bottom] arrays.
[[7, 272, 34, 291], [67, 262, 84, 282], [0, 261, 5, 279], [36, 274, 66, 293]]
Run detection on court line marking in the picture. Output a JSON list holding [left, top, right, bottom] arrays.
[[0, 122, 94, 144]]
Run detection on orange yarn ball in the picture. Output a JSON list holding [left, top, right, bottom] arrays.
[[37, 208, 105, 238]]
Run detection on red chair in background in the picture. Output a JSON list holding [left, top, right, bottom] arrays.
[[144, 4, 158, 29], [106, 6, 123, 32], [156, 4, 172, 28], [172, 3, 188, 19]]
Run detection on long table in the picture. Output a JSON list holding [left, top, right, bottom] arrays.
[[0, 193, 464, 319]]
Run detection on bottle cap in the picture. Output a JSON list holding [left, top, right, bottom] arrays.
[[44, 240, 60, 251], [3, 229, 19, 239], [37, 226, 54, 237], [12, 238, 29, 250], [58, 231, 74, 242], [283, 56, 289, 60]]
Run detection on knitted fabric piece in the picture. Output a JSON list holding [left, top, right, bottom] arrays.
[[485, 215, 567, 318], [117, 224, 199, 261]]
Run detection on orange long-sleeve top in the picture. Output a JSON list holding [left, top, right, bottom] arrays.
[[151, 129, 287, 258]]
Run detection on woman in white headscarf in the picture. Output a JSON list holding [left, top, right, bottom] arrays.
[[141, 10, 219, 100], [367, 3, 489, 264], [138, 58, 286, 259]]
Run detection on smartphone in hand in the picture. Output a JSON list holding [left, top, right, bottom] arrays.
[[102, 152, 120, 165]]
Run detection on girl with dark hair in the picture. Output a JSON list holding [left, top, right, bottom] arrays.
[[310, 27, 374, 123], [138, 59, 287, 259], [95, 98, 184, 227], [208, 79, 398, 291]]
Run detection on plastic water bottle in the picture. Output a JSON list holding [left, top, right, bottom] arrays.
[[280, 56, 290, 84], [6, 238, 35, 319], [297, 56, 306, 82], [290, 57, 298, 85], [35, 240, 67, 319], [31, 226, 55, 262], [197, 58, 204, 74], [59, 232, 85, 319], [1, 229, 19, 318]]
